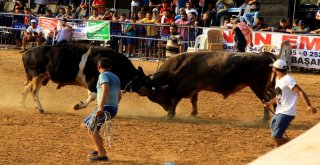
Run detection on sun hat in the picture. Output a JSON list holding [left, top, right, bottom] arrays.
[[272, 59, 287, 69], [152, 8, 158, 12]]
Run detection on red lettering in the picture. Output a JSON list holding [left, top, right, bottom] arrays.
[[282, 35, 298, 49], [299, 37, 320, 51], [222, 30, 233, 43], [254, 33, 271, 45]]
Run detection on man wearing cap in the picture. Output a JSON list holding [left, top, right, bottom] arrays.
[[20, 19, 45, 53], [56, 18, 73, 44], [265, 59, 317, 147]]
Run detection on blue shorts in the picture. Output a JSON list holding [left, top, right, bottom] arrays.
[[127, 38, 136, 45], [83, 105, 118, 132], [270, 113, 295, 138]]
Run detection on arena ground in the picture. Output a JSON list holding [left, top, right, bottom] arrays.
[[0, 50, 319, 165]]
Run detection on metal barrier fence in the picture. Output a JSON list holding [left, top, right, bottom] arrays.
[[0, 12, 34, 49], [0, 13, 201, 60]]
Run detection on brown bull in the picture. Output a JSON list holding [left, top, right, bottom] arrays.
[[147, 51, 277, 123]]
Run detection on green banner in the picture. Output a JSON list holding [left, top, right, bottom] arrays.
[[86, 21, 110, 41]]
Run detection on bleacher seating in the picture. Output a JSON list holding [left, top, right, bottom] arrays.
[[3, 1, 15, 12]]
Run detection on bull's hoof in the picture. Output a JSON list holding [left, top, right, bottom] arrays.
[[167, 113, 175, 120], [36, 107, 44, 113], [73, 104, 80, 110]]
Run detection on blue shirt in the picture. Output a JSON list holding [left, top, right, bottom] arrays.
[[96, 71, 121, 108]]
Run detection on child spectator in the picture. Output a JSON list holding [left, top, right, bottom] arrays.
[[125, 17, 137, 57], [287, 20, 310, 34]]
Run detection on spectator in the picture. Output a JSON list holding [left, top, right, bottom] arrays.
[[44, 9, 54, 18], [243, 0, 260, 26], [159, 24, 184, 58], [310, 11, 320, 34], [13, 7, 24, 48], [101, 11, 112, 20], [92, 0, 107, 15], [213, 0, 234, 26], [35, 0, 47, 14], [80, 0, 88, 10], [156, 9, 174, 40], [56, 7, 66, 18], [287, 20, 310, 34], [232, 26, 247, 52], [201, 12, 212, 27], [188, 11, 203, 44], [251, 16, 271, 31], [131, 0, 140, 18], [65, 6, 75, 19], [152, 7, 160, 20], [20, 19, 45, 53], [175, 12, 190, 50], [14, 0, 25, 11], [89, 8, 101, 20], [185, 1, 198, 16], [118, 14, 129, 54], [23, 8, 37, 25], [125, 17, 137, 57], [139, 11, 157, 58], [159, 0, 171, 16], [234, 18, 253, 47], [81, 13, 89, 20], [56, 18, 73, 44], [175, 7, 186, 20], [276, 18, 291, 33]]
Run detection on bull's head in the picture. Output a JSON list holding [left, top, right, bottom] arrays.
[[146, 84, 172, 112], [124, 66, 153, 96]]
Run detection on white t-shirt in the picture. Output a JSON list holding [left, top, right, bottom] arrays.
[[186, 8, 198, 16], [131, 0, 139, 6], [275, 75, 297, 116], [26, 26, 43, 35]]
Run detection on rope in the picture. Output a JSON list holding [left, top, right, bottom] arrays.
[[87, 111, 113, 148]]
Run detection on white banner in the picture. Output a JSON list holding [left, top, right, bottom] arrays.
[[206, 28, 320, 69]]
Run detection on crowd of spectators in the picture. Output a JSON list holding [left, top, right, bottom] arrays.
[[1, 0, 320, 56]]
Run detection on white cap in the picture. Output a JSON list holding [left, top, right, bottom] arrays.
[[30, 19, 37, 23], [272, 59, 287, 69], [111, 8, 117, 12], [152, 8, 158, 12]]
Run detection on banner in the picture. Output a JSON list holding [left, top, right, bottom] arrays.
[[38, 17, 110, 41], [216, 28, 320, 69]]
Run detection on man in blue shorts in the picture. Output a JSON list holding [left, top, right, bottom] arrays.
[[81, 58, 121, 161], [265, 59, 317, 147]]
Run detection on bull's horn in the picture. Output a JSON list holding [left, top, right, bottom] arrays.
[[159, 85, 169, 90]]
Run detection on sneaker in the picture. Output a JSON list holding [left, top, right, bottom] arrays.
[[88, 150, 98, 157], [88, 155, 108, 161]]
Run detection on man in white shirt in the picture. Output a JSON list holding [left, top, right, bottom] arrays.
[[56, 18, 73, 44], [20, 19, 45, 53], [265, 59, 317, 147]]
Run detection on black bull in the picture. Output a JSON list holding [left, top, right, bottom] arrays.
[[147, 51, 277, 122], [21, 44, 152, 113]]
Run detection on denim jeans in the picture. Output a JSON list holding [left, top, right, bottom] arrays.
[[243, 11, 260, 26]]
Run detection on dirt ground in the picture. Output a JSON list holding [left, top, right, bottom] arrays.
[[0, 50, 320, 165]]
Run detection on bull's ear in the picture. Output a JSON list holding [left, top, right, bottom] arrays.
[[138, 66, 144, 73]]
